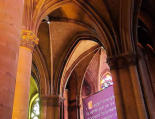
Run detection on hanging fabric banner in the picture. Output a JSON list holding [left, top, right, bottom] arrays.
[[82, 86, 117, 119]]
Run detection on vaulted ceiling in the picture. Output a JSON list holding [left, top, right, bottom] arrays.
[[25, 0, 155, 95]]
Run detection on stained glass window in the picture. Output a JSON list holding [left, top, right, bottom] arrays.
[[29, 94, 40, 119], [100, 72, 113, 90]]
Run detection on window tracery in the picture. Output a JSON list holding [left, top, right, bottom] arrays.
[[30, 97, 40, 119], [29, 94, 40, 119]]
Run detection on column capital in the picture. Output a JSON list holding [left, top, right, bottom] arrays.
[[108, 53, 139, 69], [20, 30, 39, 51], [41, 95, 64, 107]]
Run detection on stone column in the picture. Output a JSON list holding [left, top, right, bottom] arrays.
[[137, 48, 155, 118], [41, 95, 64, 119], [12, 30, 39, 119], [0, 0, 23, 119], [109, 54, 148, 119]]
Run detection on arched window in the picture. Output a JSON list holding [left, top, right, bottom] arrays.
[[29, 94, 40, 119], [28, 76, 40, 119], [100, 72, 113, 90]]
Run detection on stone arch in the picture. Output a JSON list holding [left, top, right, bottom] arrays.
[[58, 32, 101, 96], [63, 47, 110, 119], [32, 46, 50, 96], [33, 1, 116, 56]]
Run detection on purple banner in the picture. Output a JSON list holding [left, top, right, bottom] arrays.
[[82, 86, 117, 119]]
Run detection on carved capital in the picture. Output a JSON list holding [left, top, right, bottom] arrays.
[[108, 53, 139, 69], [41, 95, 64, 107], [20, 30, 39, 51]]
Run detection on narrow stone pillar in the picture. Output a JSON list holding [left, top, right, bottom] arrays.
[[80, 105, 84, 119], [109, 54, 148, 119], [12, 30, 39, 119], [110, 68, 125, 119], [68, 101, 79, 119], [64, 89, 68, 119], [0, 0, 23, 118], [41, 95, 64, 119], [137, 48, 155, 118]]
